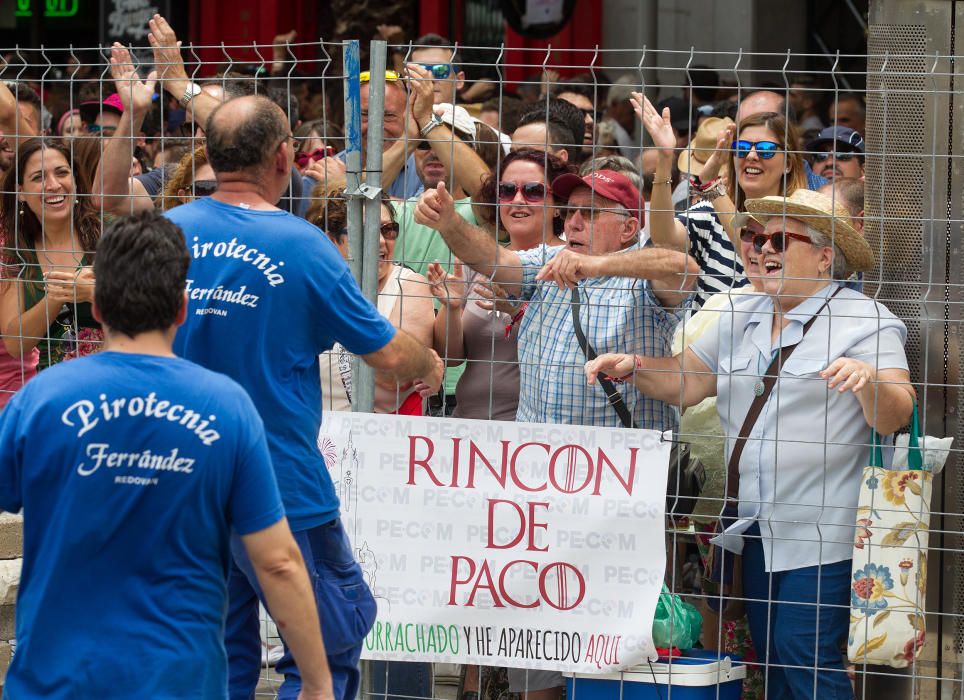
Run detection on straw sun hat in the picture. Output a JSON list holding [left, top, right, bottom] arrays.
[[677, 116, 734, 175], [744, 189, 875, 272]]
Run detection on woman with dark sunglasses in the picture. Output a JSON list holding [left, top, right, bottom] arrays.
[[636, 92, 807, 310], [424, 148, 573, 424], [307, 191, 435, 416], [586, 189, 911, 700], [156, 146, 218, 210]]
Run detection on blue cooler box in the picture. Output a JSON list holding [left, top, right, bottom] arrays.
[[565, 650, 745, 700]]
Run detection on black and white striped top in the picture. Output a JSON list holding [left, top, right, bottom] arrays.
[[676, 200, 749, 310]]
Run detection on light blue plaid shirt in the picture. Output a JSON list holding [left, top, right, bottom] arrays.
[[514, 243, 681, 430]]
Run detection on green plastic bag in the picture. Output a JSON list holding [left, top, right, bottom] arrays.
[[652, 583, 703, 650]]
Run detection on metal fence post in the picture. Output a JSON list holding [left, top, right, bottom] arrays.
[[346, 39, 388, 414]]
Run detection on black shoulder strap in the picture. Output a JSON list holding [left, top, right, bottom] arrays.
[[570, 287, 637, 429]]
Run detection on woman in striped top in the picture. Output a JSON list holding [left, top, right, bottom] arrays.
[[634, 94, 807, 310]]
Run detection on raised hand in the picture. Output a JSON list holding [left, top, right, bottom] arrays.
[[303, 156, 347, 189], [404, 63, 436, 128], [632, 91, 676, 159], [147, 14, 188, 83], [698, 123, 736, 184], [414, 182, 458, 232], [427, 261, 468, 308], [110, 44, 158, 116]]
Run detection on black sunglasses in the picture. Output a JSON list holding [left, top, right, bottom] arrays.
[[740, 229, 813, 253], [810, 150, 859, 163], [192, 180, 218, 197], [497, 181, 547, 203], [380, 222, 400, 240]]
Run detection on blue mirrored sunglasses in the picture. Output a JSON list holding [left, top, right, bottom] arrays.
[[419, 63, 456, 79], [733, 140, 782, 159]]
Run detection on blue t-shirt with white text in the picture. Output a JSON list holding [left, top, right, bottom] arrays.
[[0, 352, 283, 699], [166, 197, 397, 530]]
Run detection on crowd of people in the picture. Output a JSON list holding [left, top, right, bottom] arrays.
[[0, 11, 912, 700]]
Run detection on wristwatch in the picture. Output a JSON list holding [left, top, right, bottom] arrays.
[[419, 112, 445, 138], [178, 82, 203, 109]]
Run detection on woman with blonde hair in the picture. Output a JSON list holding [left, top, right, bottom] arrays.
[[637, 91, 807, 310], [156, 146, 217, 211]]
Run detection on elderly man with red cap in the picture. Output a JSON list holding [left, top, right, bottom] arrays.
[[415, 169, 697, 431]]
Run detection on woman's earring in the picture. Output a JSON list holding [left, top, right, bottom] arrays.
[[18, 202, 24, 216]]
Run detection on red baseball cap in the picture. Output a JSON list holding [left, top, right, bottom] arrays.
[[550, 170, 645, 227]]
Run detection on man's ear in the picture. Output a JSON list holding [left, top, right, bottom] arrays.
[[622, 216, 640, 244], [556, 148, 569, 163], [174, 290, 188, 327], [91, 299, 103, 325], [455, 71, 466, 93]]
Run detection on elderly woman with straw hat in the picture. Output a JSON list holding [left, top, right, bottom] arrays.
[[633, 92, 810, 310], [585, 190, 914, 700]]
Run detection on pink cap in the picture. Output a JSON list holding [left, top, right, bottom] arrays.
[[78, 93, 125, 123]]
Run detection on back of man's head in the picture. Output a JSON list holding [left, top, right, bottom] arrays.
[[737, 89, 796, 124], [819, 177, 864, 219], [519, 100, 583, 154], [95, 211, 190, 338], [413, 33, 462, 66], [205, 95, 288, 174]]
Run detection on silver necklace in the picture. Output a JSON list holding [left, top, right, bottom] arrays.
[[753, 350, 775, 397]]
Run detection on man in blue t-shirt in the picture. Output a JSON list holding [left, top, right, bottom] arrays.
[[165, 95, 443, 700], [0, 211, 333, 700]]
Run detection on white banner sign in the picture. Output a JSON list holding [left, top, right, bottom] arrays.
[[319, 412, 671, 673]]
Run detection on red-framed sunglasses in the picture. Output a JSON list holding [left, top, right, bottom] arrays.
[[739, 229, 813, 253]]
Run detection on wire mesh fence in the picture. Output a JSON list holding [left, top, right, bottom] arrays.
[[0, 24, 961, 700]]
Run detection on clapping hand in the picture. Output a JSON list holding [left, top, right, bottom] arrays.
[[427, 261, 468, 308], [632, 92, 676, 160], [110, 44, 158, 117], [698, 123, 736, 184]]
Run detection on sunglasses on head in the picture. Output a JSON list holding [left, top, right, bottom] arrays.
[[192, 180, 218, 197], [380, 222, 400, 240], [359, 70, 400, 83], [497, 181, 547, 203], [810, 150, 858, 163], [733, 140, 782, 159], [419, 63, 456, 79], [740, 229, 813, 253]]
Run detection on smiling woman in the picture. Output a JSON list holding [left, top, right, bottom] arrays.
[[428, 148, 575, 421], [0, 138, 105, 370], [639, 92, 808, 310]]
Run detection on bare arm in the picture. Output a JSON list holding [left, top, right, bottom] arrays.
[[148, 15, 221, 133], [242, 520, 334, 700], [534, 247, 698, 307], [0, 81, 38, 145], [393, 273, 436, 349], [426, 261, 468, 365], [820, 362, 915, 435], [406, 64, 490, 197], [413, 183, 523, 288], [91, 45, 157, 214], [633, 93, 688, 251], [584, 348, 717, 410], [362, 328, 444, 393]]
